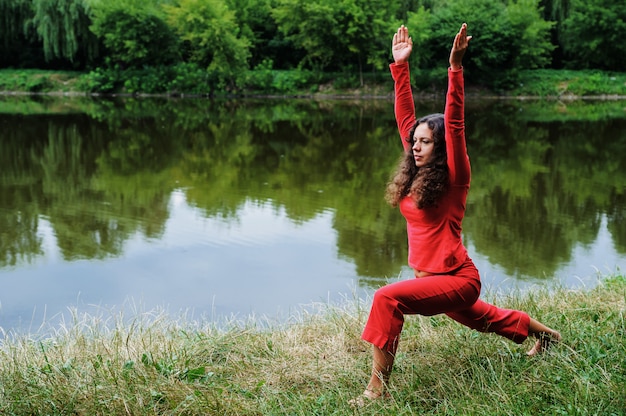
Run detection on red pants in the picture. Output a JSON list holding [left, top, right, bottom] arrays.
[[361, 257, 530, 354]]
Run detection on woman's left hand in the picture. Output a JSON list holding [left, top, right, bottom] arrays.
[[449, 23, 472, 70]]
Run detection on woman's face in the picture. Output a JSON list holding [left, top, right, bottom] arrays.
[[412, 123, 434, 167]]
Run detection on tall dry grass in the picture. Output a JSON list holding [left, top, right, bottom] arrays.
[[0, 276, 624, 415]]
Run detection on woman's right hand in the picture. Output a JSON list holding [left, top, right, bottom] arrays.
[[392, 25, 413, 64]]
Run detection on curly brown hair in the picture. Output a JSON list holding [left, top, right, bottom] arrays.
[[385, 113, 449, 209]]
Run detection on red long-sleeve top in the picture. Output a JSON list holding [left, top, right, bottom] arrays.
[[390, 62, 471, 273]]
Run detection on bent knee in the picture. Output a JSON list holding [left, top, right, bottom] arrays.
[[372, 286, 401, 308]]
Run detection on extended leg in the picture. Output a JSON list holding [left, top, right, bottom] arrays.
[[446, 298, 530, 343], [446, 300, 560, 355]]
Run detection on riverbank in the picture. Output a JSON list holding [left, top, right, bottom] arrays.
[[0, 275, 624, 415], [2, 68, 626, 99]]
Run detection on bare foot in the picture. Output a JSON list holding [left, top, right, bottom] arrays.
[[527, 331, 561, 356], [348, 389, 390, 408]]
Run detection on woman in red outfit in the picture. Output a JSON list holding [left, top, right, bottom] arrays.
[[354, 23, 561, 403]]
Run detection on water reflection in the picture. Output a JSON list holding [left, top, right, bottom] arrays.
[[0, 95, 625, 333]]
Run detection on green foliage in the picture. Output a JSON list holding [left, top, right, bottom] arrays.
[[167, 62, 211, 94], [0, 70, 86, 95], [80, 63, 211, 94], [272, 0, 339, 71], [405, 7, 437, 89], [121, 67, 173, 94], [427, 0, 554, 89], [241, 59, 318, 93], [506, 0, 555, 69], [23, 74, 52, 92], [512, 69, 626, 97], [225, 0, 294, 70], [1, 0, 625, 93], [336, 0, 399, 73], [560, 0, 626, 71], [89, 2, 179, 69], [164, 0, 250, 91], [78, 66, 120, 93], [272, 0, 397, 80], [28, 0, 98, 67]]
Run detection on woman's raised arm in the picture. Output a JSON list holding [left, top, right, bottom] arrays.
[[390, 25, 416, 152], [445, 23, 472, 186]]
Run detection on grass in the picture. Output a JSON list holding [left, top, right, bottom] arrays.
[[2, 68, 626, 98], [0, 69, 85, 94], [0, 275, 624, 415], [512, 69, 626, 98]]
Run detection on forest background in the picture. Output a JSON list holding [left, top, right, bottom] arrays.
[[1, 0, 625, 97]]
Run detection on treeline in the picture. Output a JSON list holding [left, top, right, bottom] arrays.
[[1, 0, 624, 94]]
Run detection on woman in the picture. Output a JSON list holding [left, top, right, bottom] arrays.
[[354, 23, 561, 403]]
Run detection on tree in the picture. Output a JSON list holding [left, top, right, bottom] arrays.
[[337, 0, 399, 81], [507, 0, 555, 70], [272, 0, 339, 71], [428, 0, 554, 89], [164, 0, 250, 90], [272, 0, 398, 80], [89, 0, 179, 69], [28, 0, 99, 67], [404, 6, 436, 87], [225, 0, 299, 70], [560, 0, 626, 70], [539, 0, 573, 67]]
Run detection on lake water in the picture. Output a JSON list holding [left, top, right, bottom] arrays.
[[1, 95, 625, 334]]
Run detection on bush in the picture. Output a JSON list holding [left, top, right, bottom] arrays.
[[79, 67, 122, 93], [25, 75, 52, 92], [79, 63, 216, 95], [242, 60, 319, 94], [0, 70, 53, 92], [167, 63, 211, 95]]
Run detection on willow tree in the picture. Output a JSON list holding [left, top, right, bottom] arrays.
[[28, 0, 99, 66]]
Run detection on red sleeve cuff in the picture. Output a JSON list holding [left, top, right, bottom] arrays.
[[390, 62, 409, 79]]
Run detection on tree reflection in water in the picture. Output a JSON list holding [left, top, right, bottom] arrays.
[[0, 96, 625, 332]]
